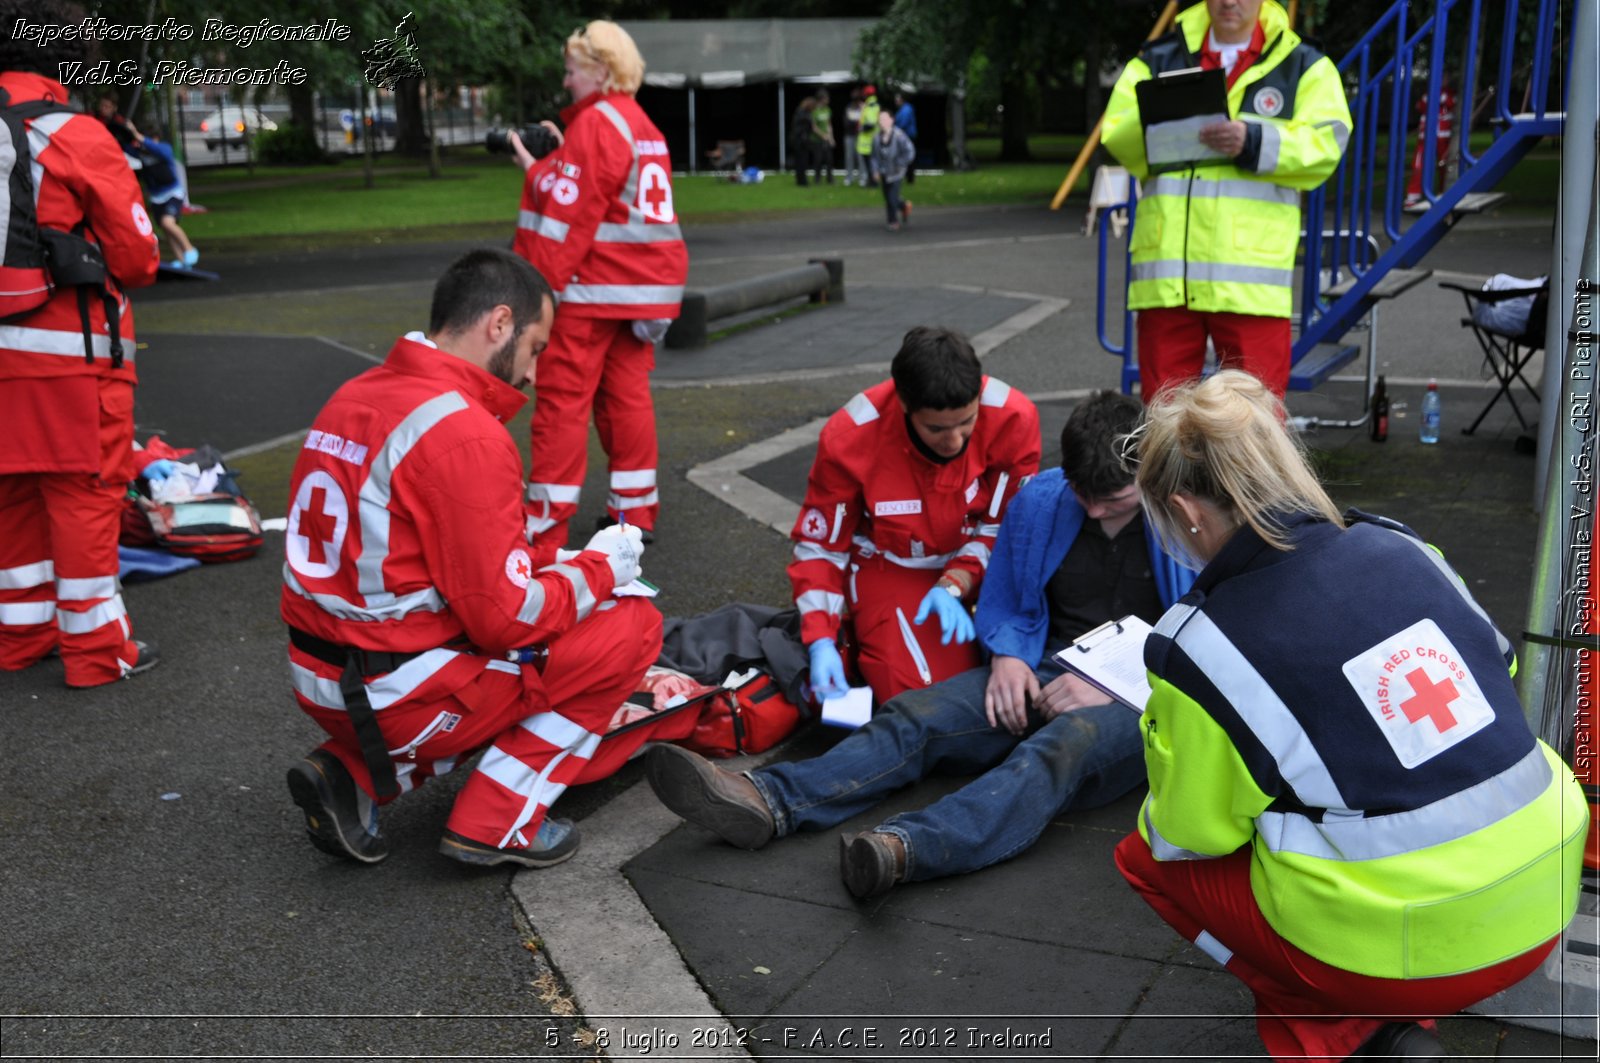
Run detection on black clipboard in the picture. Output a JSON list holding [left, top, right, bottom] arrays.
[[1136, 66, 1231, 171]]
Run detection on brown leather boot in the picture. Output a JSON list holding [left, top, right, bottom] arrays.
[[647, 744, 774, 849]]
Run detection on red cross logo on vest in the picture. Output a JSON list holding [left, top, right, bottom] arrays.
[[287, 469, 349, 580], [638, 162, 673, 222], [299, 487, 337, 567], [1399, 667, 1459, 732], [1341, 618, 1496, 768]]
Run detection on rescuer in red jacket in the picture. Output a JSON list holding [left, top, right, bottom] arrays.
[[791, 327, 1041, 704], [0, 9, 161, 689], [282, 250, 680, 868], [510, 20, 688, 553]]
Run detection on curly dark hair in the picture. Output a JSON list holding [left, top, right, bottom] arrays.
[[1061, 390, 1143, 498], [0, 0, 90, 77]]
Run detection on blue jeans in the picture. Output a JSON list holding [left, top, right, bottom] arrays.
[[882, 178, 904, 225], [748, 662, 1145, 882]]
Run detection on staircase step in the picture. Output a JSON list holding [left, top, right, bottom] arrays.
[[1403, 191, 1508, 216], [1324, 267, 1433, 301], [1289, 343, 1362, 391]]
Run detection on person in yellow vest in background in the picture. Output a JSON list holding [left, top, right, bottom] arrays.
[[856, 85, 881, 189], [1102, 0, 1351, 400]]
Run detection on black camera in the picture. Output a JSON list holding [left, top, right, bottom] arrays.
[[485, 124, 559, 159]]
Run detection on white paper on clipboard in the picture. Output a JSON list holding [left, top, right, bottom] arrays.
[[1050, 615, 1156, 713]]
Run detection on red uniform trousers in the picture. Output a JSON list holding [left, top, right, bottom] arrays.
[[848, 555, 982, 704], [526, 314, 659, 547], [0, 378, 143, 687], [1136, 306, 1292, 401], [300, 598, 684, 848], [1114, 832, 1557, 1061]]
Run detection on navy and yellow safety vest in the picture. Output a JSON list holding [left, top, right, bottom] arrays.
[[1139, 510, 1586, 979], [1102, 1, 1352, 318]]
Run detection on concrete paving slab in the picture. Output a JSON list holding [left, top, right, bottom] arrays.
[[753, 923, 1145, 1059], [1108, 961, 1259, 1060], [874, 802, 1178, 963], [625, 868, 870, 1019]]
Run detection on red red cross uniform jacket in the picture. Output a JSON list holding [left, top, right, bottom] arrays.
[[514, 91, 687, 320], [0, 72, 160, 686], [789, 377, 1041, 701], [280, 336, 668, 850], [516, 92, 689, 546]]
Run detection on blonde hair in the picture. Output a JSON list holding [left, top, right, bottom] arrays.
[[1131, 370, 1342, 563], [566, 20, 645, 96]]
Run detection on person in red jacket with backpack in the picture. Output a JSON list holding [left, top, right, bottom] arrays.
[[0, 2, 162, 688], [509, 20, 688, 554]]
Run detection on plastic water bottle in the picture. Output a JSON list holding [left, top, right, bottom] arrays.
[[1420, 379, 1441, 444]]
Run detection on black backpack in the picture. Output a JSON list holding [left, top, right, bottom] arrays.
[[0, 89, 126, 367]]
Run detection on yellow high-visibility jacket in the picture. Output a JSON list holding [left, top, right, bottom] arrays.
[[1102, 1, 1351, 318]]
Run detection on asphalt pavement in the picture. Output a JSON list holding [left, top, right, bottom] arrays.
[[2, 198, 1595, 1060]]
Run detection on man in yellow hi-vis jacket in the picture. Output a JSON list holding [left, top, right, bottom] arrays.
[[1102, 0, 1351, 399]]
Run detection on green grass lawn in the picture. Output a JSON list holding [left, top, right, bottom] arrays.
[[180, 148, 1083, 249], [179, 133, 1559, 251]]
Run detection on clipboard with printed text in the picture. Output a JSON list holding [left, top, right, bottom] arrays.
[[1050, 614, 1156, 713], [1135, 66, 1231, 170]]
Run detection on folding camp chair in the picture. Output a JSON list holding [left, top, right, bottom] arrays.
[[1438, 276, 1548, 435]]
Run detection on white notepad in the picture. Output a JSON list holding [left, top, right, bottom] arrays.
[[1050, 615, 1156, 713]]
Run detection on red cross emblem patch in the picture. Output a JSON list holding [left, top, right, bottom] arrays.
[[799, 507, 829, 541], [1340, 618, 1494, 767], [286, 470, 349, 580], [505, 548, 534, 588]]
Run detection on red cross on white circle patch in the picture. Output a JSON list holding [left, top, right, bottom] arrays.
[[799, 507, 828, 540], [286, 470, 349, 580], [505, 548, 534, 588], [1339, 618, 1494, 768], [637, 162, 674, 222]]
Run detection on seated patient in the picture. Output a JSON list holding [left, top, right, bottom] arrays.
[[1116, 370, 1587, 1061], [788, 326, 1040, 706], [649, 391, 1196, 897]]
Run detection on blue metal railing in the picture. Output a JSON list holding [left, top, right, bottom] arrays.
[[1096, 0, 1571, 389], [1297, 0, 1568, 357]]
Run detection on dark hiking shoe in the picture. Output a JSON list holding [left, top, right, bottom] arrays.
[[839, 830, 906, 899], [646, 744, 774, 849], [124, 640, 161, 677], [439, 818, 579, 868], [286, 749, 388, 864], [67, 640, 161, 689]]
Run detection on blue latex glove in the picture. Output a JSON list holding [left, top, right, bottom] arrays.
[[914, 585, 976, 645], [142, 459, 177, 483], [807, 639, 849, 701]]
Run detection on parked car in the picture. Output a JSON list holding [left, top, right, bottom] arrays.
[[199, 107, 278, 150]]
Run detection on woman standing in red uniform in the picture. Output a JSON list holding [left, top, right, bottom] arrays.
[[510, 20, 688, 554]]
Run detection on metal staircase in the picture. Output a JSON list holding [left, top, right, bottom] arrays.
[[1098, 0, 1571, 398]]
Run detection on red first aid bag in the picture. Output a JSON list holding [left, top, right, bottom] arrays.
[[684, 668, 805, 758], [612, 664, 806, 758], [125, 492, 264, 562]]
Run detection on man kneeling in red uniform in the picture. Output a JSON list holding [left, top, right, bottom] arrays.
[[281, 250, 675, 868]]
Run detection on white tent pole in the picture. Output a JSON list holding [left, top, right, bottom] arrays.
[[778, 79, 787, 172]]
